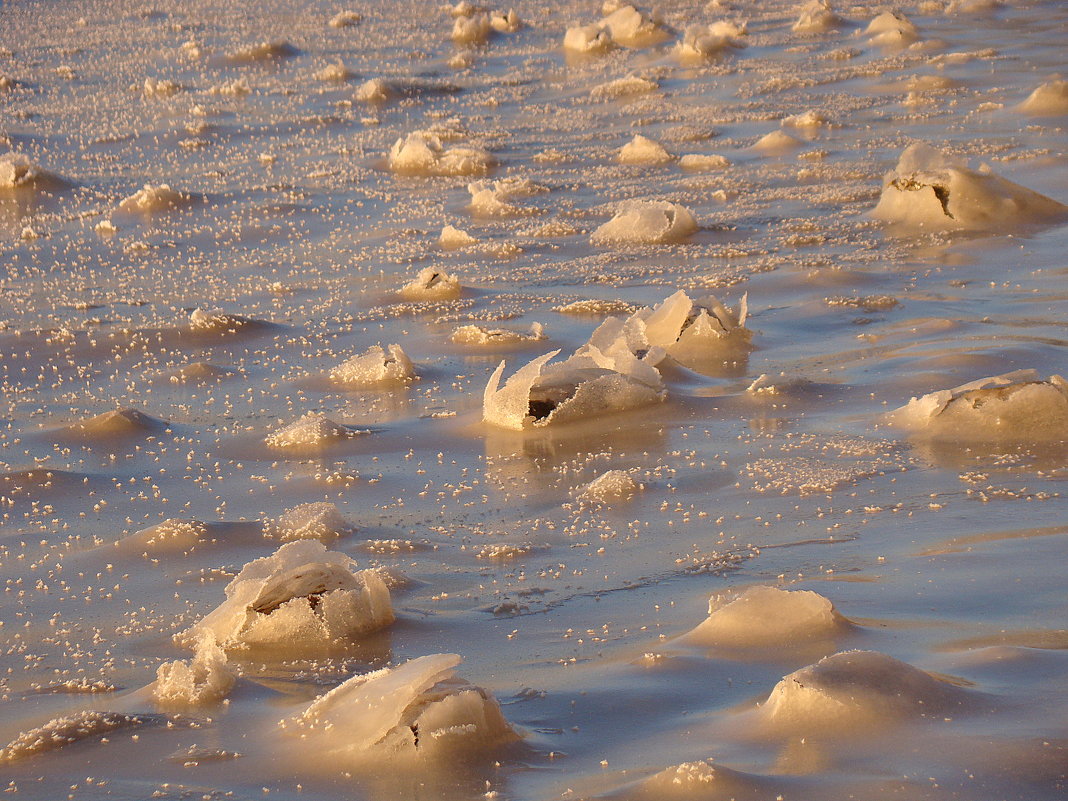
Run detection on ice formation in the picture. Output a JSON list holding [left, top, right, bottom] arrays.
[[792, 0, 843, 34], [314, 61, 351, 82], [1018, 79, 1068, 116], [153, 634, 235, 707], [889, 369, 1068, 441], [864, 10, 918, 47], [0, 153, 61, 189], [329, 10, 361, 27], [781, 109, 828, 130], [591, 201, 697, 245], [467, 176, 546, 216], [267, 502, 353, 543], [439, 224, 478, 248], [388, 131, 493, 176], [188, 307, 258, 333], [577, 469, 640, 503], [280, 654, 517, 763], [264, 412, 362, 450], [329, 344, 415, 387], [590, 75, 658, 100], [684, 586, 849, 648], [226, 41, 299, 63], [563, 3, 668, 53], [118, 183, 186, 213], [119, 518, 210, 553], [753, 129, 805, 154], [450, 322, 545, 346], [67, 407, 166, 437], [0, 711, 156, 764], [678, 153, 730, 171], [142, 77, 181, 97], [399, 267, 462, 301], [675, 21, 747, 60], [355, 77, 390, 102], [179, 540, 393, 650], [759, 650, 970, 731], [634, 760, 772, 800], [872, 143, 1068, 231], [563, 23, 614, 54], [452, 13, 491, 44], [628, 289, 750, 365], [618, 134, 673, 165]]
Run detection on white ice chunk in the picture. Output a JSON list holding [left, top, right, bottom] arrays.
[[888, 369, 1068, 441], [399, 267, 462, 300], [599, 5, 669, 47], [329, 10, 361, 27], [388, 131, 493, 177], [618, 134, 673, 165], [577, 469, 640, 503], [1018, 79, 1068, 116], [142, 77, 181, 98], [265, 412, 361, 450], [153, 634, 235, 707], [675, 21, 747, 59], [684, 586, 849, 648], [678, 153, 730, 171], [329, 344, 415, 387], [872, 143, 1068, 231], [118, 183, 186, 213], [781, 109, 828, 129], [792, 0, 843, 34], [564, 23, 614, 53], [439, 224, 478, 248], [467, 177, 545, 216], [281, 654, 516, 763], [590, 75, 658, 100], [450, 322, 545, 346], [760, 650, 969, 731], [592, 201, 697, 245], [356, 77, 389, 102], [268, 502, 353, 543], [315, 61, 351, 82], [864, 9, 918, 47], [452, 13, 491, 43], [180, 540, 393, 650], [753, 129, 805, 154], [490, 9, 521, 32]]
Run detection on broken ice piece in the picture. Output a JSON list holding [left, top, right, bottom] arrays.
[[265, 412, 366, 450], [267, 502, 354, 543], [153, 634, 235, 707], [388, 131, 493, 176], [118, 183, 186, 213], [329, 344, 415, 387], [675, 21, 747, 60], [683, 586, 851, 648], [399, 267, 462, 301], [179, 540, 393, 650], [450, 322, 545, 347], [591, 200, 697, 245]]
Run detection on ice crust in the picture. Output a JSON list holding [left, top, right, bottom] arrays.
[[0, 711, 156, 764], [118, 183, 186, 213], [577, 469, 640, 502], [675, 21, 747, 60], [760, 650, 970, 731], [618, 134, 673, 165], [889, 369, 1068, 441], [0, 153, 61, 189], [267, 502, 353, 543], [265, 412, 363, 450], [450, 322, 545, 346], [793, 0, 843, 34], [180, 540, 393, 650], [67, 407, 166, 437], [400, 267, 462, 301], [592, 201, 697, 245], [564, 3, 668, 52], [685, 586, 849, 648], [1018, 79, 1068, 115], [329, 344, 415, 387], [154, 634, 235, 706], [281, 654, 516, 762], [872, 143, 1068, 231], [388, 131, 493, 176]]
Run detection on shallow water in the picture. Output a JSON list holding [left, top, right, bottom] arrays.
[[1, 0, 1067, 799]]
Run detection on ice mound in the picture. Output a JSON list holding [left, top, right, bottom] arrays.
[[180, 540, 393, 650], [633, 760, 772, 800], [356, 77, 390, 102], [555, 298, 639, 316], [265, 412, 364, 450], [268, 502, 354, 543], [226, 40, 299, 63], [1019, 79, 1068, 116], [675, 21, 748, 60], [120, 518, 210, 553], [440, 224, 478, 248], [467, 177, 546, 216], [889, 369, 1068, 442], [142, 77, 181, 97], [781, 109, 828, 130], [170, 362, 234, 383], [753, 129, 805, 154], [388, 131, 493, 176], [684, 586, 849, 648], [563, 23, 614, 54], [315, 61, 352, 82], [399, 267, 462, 301], [590, 75, 658, 100], [450, 322, 545, 346], [592, 201, 697, 245], [793, 0, 843, 34], [280, 654, 517, 763], [0, 153, 63, 190], [618, 134, 673, 165], [188, 307, 261, 333], [483, 349, 665, 430], [679, 153, 730, 171], [872, 143, 1068, 231], [0, 711, 156, 763], [490, 9, 521, 33], [864, 10, 918, 47], [452, 13, 492, 43], [329, 344, 415, 387], [759, 650, 970, 731], [67, 407, 166, 437], [564, 4, 668, 53], [153, 634, 235, 707], [118, 183, 186, 213], [329, 10, 361, 27], [632, 289, 749, 361], [577, 469, 640, 503]]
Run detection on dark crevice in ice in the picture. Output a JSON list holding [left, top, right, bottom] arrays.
[[528, 399, 557, 420]]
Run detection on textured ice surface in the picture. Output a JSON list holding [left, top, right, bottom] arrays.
[[265, 412, 362, 450], [181, 540, 393, 650], [399, 267, 462, 300], [450, 322, 545, 346], [268, 502, 353, 543], [281, 653, 516, 763], [329, 344, 415, 387], [388, 131, 493, 176], [0, 711, 158, 764], [591, 201, 697, 244], [684, 586, 849, 648], [118, 183, 185, 213], [153, 634, 235, 707]]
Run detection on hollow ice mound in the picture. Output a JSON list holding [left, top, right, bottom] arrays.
[[1018, 79, 1068, 116], [685, 586, 849, 648], [67, 407, 166, 437], [675, 21, 747, 60], [759, 650, 970, 731], [618, 134, 673, 165], [154, 634, 235, 707], [0, 153, 63, 190], [592, 201, 697, 245], [864, 9, 918, 47], [793, 0, 843, 34], [388, 131, 493, 177], [280, 654, 517, 763], [267, 502, 353, 543], [118, 183, 186, 213], [330, 344, 415, 387], [483, 350, 665, 430], [577, 469, 640, 503], [399, 267, 462, 301], [180, 540, 393, 650], [450, 322, 545, 347], [265, 412, 363, 450], [872, 143, 1068, 231], [888, 369, 1068, 442]]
